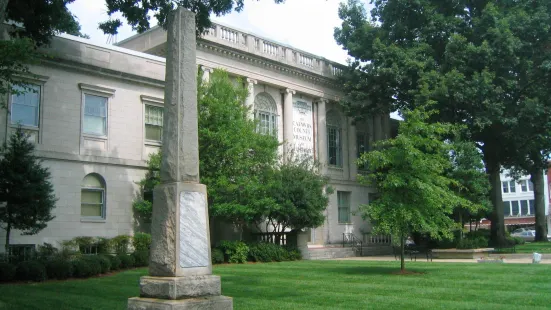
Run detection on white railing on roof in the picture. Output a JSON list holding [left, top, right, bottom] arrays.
[[263, 41, 278, 56], [299, 54, 314, 68], [220, 27, 238, 43], [332, 66, 343, 76]]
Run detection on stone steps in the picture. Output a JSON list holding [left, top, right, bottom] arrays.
[[307, 247, 357, 260]]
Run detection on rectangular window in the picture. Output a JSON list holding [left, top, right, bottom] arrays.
[[529, 181, 534, 191], [81, 189, 104, 217], [503, 201, 511, 217], [337, 191, 350, 223], [509, 181, 516, 193], [511, 201, 519, 216], [145, 105, 163, 141], [256, 112, 277, 137], [502, 181, 509, 193], [520, 200, 529, 215], [327, 126, 342, 167], [83, 94, 108, 136], [529, 200, 535, 215], [11, 84, 40, 127], [520, 180, 528, 192], [356, 131, 368, 170]]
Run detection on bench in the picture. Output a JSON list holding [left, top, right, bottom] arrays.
[[393, 245, 433, 261]]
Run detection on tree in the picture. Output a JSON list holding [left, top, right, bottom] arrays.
[[0, 127, 57, 254], [99, 0, 284, 36], [357, 107, 469, 271], [334, 0, 551, 245], [262, 153, 332, 234]]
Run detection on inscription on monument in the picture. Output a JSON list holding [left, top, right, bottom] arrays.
[[179, 191, 209, 268], [292, 99, 314, 160]]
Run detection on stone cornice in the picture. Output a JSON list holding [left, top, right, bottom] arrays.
[[196, 40, 341, 90]]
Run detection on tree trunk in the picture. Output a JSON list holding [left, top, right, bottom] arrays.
[[400, 233, 405, 272], [486, 157, 506, 246], [5, 222, 10, 257], [0, 0, 9, 40], [530, 169, 548, 242], [459, 212, 464, 240]]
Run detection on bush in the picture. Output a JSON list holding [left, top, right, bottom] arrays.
[[0, 262, 16, 282], [286, 248, 302, 261], [511, 236, 526, 245], [248, 242, 288, 262], [456, 236, 488, 249], [133, 233, 151, 252], [217, 241, 249, 264], [97, 255, 112, 273], [36, 243, 59, 261], [112, 235, 132, 254], [132, 250, 149, 267], [97, 238, 113, 254], [72, 259, 93, 278], [211, 248, 224, 264], [118, 254, 135, 269], [16, 261, 46, 282], [45, 259, 73, 280], [108, 255, 121, 270], [80, 256, 102, 275]]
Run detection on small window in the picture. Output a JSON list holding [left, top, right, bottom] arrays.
[[502, 181, 509, 193], [519, 180, 528, 192], [520, 200, 529, 216], [503, 201, 511, 217], [529, 200, 535, 215], [254, 93, 278, 137], [511, 201, 519, 216], [83, 94, 108, 136], [145, 105, 163, 142], [11, 84, 40, 127], [509, 181, 516, 193], [337, 191, 351, 223], [529, 181, 534, 191], [81, 174, 106, 219], [356, 131, 368, 170], [327, 110, 342, 167]]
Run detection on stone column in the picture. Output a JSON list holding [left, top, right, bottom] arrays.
[[348, 118, 357, 181], [245, 78, 257, 120], [201, 66, 213, 82], [373, 114, 382, 142], [317, 99, 328, 175], [283, 88, 295, 158], [128, 8, 232, 310]]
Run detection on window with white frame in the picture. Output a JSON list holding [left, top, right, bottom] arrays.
[[503, 201, 511, 217], [254, 93, 278, 137], [10, 84, 40, 127], [337, 191, 351, 223], [519, 180, 533, 192], [502, 181, 516, 193], [511, 201, 520, 216], [83, 94, 108, 136], [81, 173, 106, 219], [145, 104, 163, 142], [327, 110, 342, 167], [529, 200, 535, 215], [520, 200, 529, 215]]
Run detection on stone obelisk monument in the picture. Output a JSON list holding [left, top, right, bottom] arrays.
[[128, 8, 232, 310]]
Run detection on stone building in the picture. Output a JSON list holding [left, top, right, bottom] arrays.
[[0, 22, 394, 253]]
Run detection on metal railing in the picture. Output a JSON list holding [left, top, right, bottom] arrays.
[[342, 233, 363, 256], [363, 233, 392, 245], [251, 232, 291, 246]]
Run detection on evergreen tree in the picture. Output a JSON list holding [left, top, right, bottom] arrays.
[[0, 127, 57, 253]]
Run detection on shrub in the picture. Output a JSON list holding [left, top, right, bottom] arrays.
[[97, 255, 112, 273], [72, 259, 93, 278], [248, 243, 288, 262], [16, 261, 46, 282], [118, 254, 135, 269], [286, 248, 303, 261], [132, 250, 149, 267], [112, 235, 132, 254], [97, 238, 113, 254], [108, 255, 121, 270], [36, 243, 59, 261], [0, 262, 16, 282], [211, 248, 224, 264], [456, 236, 488, 249], [74, 236, 98, 254], [133, 233, 151, 252], [81, 256, 102, 275], [217, 241, 249, 264], [45, 259, 73, 280], [511, 236, 526, 245]]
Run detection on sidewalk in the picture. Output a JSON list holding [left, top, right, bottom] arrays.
[[334, 254, 551, 264]]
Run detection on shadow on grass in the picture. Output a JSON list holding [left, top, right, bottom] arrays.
[[323, 266, 426, 276]]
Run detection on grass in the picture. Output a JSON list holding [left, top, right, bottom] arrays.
[[1, 260, 551, 310], [515, 242, 551, 253]]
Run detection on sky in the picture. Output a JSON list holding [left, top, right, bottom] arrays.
[[67, 0, 373, 65]]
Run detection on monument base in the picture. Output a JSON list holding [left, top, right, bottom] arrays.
[[128, 296, 233, 310], [139, 275, 221, 300]]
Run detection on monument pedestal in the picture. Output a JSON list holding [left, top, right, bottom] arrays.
[[128, 296, 233, 310]]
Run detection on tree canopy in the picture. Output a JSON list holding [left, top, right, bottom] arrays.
[[335, 0, 551, 245], [99, 0, 285, 36]]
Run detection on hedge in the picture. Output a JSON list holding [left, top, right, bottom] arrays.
[[45, 259, 73, 280], [16, 261, 46, 282], [0, 262, 16, 282]]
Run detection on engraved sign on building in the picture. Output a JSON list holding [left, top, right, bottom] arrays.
[[292, 99, 314, 160]]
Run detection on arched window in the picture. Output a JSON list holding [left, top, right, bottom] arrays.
[[254, 92, 278, 137], [326, 110, 342, 167], [81, 173, 106, 219]]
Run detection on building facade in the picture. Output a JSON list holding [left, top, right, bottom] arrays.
[[0, 22, 392, 251]]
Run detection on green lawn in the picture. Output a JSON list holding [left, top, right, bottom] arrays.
[[1, 260, 550, 310], [515, 242, 551, 253]]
